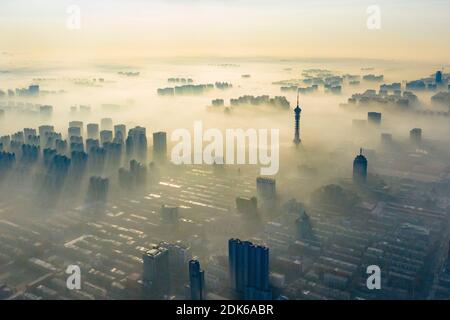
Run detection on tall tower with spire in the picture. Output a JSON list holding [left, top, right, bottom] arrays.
[[293, 91, 301, 145], [353, 148, 368, 184]]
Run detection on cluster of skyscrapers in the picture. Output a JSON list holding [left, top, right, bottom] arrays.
[[0, 119, 169, 206], [141, 238, 271, 300]]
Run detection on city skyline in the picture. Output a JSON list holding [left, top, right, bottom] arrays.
[[1, 0, 450, 305]]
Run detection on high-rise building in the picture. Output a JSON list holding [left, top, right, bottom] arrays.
[[160, 241, 192, 283], [42, 148, 56, 166], [69, 121, 83, 136], [256, 177, 276, 199], [11, 131, 24, 143], [21, 144, 39, 163], [46, 154, 71, 192], [118, 167, 133, 189], [103, 141, 122, 168], [244, 286, 273, 300], [70, 142, 84, 153], [38, 125, 54, 147], [100, 130, 113, 146], [436, 70, 443, 84], [68, 126, 81, 138], [23, 128, 36, 144], [86, 139, 100, 153], [228, 239, 271, 300], [153, 131, 167, 162], [89, 147, 106, 174], [28, 84, 39, 96], [0, 135, 10, 150], [142, 246, 170, 296], [70, 135, 83, 144], [410, 128, 422, 144], [0, 151, 15, 173], [296, 211, 313, 240], [42, 132, 61, 149], [71, 150, 88, 171], [126, 126, 147, 162], [236, 196, 258, 217], [86, 176, 109, 203], [118, 159, 146, 189], [9, 140, 21, 158], [293, 91, 301, 145], [55, 139, 68, 154], [353, 148, 368, 184], [130, 159, 147, 185], [114, 124, 126, 142], [188, 259, 205, 300], [368, 112, 381, 126], [87, 123, 99, 139]]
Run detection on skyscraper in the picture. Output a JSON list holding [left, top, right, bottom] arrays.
[[353, 148, 368, 184], [159, 241, 192, 277], [126, 126, 147, 162], [114, 124, 126, 142], [236, 196, 258, 217], [87, 123, 99, 139], [55, 139, 68, 154], [293, 91, 301, 145], [296, 211, 313, 240], [86, 138, 99, 153], [188, 259, 205, 300], [436, 70, 443, 84], [69, 121, 84, 136], [38, 125, 54, 147], [142, 246, 170, 296], [367, 112, 381, 126], [86, 176, 109, 203], [68, 126, 81, 138], [228, 238, 271, 300], [410, 128, 422, 144], [23, 128, 36, 144], [153, 131, 167, 162], [100, 130, 113, 146], [256, 176, 276, 199], [28, 84, 39, 96]]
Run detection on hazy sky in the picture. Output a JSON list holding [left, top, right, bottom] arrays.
[[1, 0, 449, 63]]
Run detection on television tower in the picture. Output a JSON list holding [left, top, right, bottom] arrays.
[[293, 91, 301, 145]]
